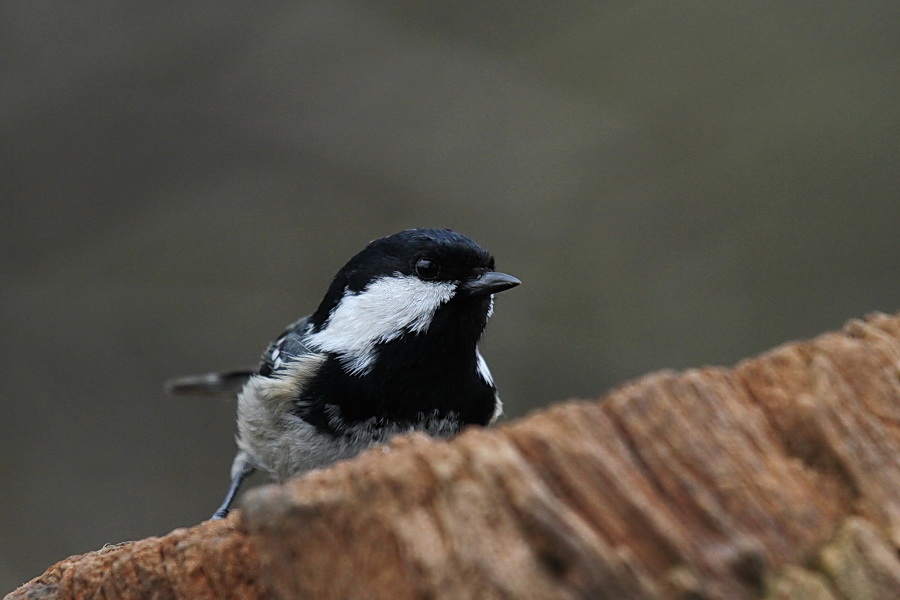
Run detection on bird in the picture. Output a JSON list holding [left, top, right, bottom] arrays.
[[166, 228, 520, 519]]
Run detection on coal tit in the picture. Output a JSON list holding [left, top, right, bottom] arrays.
[[167, 229, 520, 519]]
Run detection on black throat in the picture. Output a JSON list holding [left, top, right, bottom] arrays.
[[293, 295, 497, 436]]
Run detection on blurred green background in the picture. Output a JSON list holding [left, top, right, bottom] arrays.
[[2, 1, 898, 591]]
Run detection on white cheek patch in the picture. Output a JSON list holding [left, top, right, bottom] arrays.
[[475, 349, 494, 387], [476, 348, 503, 423], [307, 274, 456, 375]]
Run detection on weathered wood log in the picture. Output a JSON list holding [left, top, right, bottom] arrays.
[[7, 312, 900, 600]]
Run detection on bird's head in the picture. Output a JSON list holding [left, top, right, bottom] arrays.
[[306, 228, 519, 375]]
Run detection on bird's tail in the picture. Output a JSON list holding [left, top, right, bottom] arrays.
[[164, 369, 255, 397]]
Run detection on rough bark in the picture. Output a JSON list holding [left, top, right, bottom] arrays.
[[7, 311, 900, 600]]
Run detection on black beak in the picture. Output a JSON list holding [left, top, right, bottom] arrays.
[[458, 271, 521, 296]]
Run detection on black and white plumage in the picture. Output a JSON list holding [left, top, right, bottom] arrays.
[[166, 228, 520, 519]]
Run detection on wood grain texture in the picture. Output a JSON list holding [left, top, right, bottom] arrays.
[[7, 311, 900, 600], [4, 518, 263, 600]]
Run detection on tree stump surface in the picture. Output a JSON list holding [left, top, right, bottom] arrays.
[[7, 311, 900, 600]]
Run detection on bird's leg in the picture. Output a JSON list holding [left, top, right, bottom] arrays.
[[211, 451, 256, 520]]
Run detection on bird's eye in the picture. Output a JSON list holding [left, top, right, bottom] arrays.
[[415, 258, 440, 280]]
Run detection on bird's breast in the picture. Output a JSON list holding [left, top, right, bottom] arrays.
[[292, 349, 497, 438]]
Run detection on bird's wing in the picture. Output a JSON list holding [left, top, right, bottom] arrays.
[[165, 316, 315, 397], [258, 315, 316, 377]]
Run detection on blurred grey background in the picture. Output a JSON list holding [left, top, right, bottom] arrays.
[[2, 0, 899, 591]]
